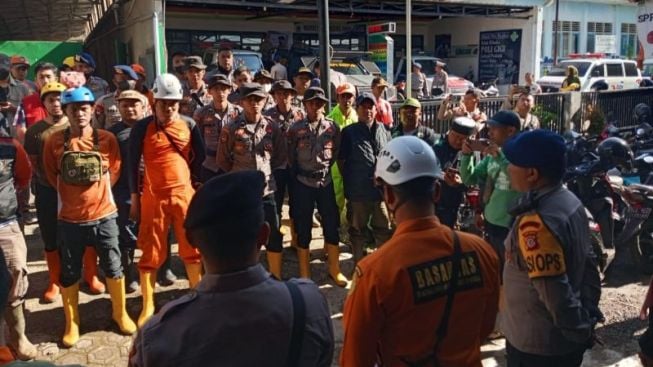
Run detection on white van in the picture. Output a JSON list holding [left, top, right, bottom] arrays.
[[537, 57, 641, 92]]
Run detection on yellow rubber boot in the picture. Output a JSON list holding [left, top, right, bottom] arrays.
[[185, 263, 202, 288], [326, 243, 348, 287], [138, 271, 156, 328], [106, 277, 137, 335], [43, 251, 61, 303], [83, 247, 105, 294], [267, 252, 282, 279], [60, 283, 80, 348], [297, 248, 311, 279]]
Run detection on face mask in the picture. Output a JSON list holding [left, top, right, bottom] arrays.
[[263, 84, 272, 93]]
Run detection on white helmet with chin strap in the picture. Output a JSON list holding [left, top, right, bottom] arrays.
[[152, 73, 183, 100], [375, 136, 443, 186]]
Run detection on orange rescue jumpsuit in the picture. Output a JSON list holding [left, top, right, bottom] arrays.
[[341, 217, 500, 366], [128, 116, 205, 271]]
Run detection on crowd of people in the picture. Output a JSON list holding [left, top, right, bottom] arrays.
[[0, 45, 629, 367]]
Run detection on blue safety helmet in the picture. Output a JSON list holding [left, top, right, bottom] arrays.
[[61, 87, 95, 105]]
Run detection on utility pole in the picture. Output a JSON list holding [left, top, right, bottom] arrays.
[[317, 0, 331, 104], [553, 0, 560, 64]]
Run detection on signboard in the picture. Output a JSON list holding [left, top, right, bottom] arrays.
[[368, 22, 396, 35], [368, 34, 394, 83], [452, 44, 479, 58], [595, 35, 616, 54], [638, 0, 653, 59], [478, 29, 522, 84]]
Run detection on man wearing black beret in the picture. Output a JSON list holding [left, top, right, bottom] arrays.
[[129, 170, 334, 366], [502, 129, 602, 366]]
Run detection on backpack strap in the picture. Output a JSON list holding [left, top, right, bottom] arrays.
[[63, 128, 71, 152], [401, 229, 463, 367], [63, 127, 100, 152], [284, 281, 306, 367]]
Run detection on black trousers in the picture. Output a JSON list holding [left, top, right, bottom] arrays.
[[58, 215, 122, 287], [34, 183, 59, 252], [273, 168, 291, 219], [438, 206, 459, 228], [506, 342, 585, 367], [292, 180, 339, 248], [116, 202, 138, 250], [263, 194, 283, 253], [484, 220, 510, 277]]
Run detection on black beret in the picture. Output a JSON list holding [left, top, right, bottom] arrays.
[[503, 129, 566, 170], [184, 170, 265, 231]]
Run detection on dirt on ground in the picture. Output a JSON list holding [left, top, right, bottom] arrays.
[[16, 214, 653, 366]]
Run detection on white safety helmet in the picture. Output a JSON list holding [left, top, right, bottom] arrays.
[[375, 136, 443, 186], [152, 73, 183, 100]]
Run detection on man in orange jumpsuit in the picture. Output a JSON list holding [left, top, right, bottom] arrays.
[[42, 87, 136, 347], [128, 73, 205, 327], [341, 136, 500, 366]]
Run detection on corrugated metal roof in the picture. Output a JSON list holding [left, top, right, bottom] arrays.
[[0, 0, 118, 41]]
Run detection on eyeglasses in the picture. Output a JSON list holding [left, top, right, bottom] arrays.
[[15, 66, 28, 71]]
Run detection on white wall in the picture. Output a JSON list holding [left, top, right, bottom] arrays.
[[418, 8, 541, 83], [116, 0, 158, 78], [164, 5, 539, 83], [540, 0, 637, 59]]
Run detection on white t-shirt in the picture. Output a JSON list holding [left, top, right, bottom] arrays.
[[271, 63, 288, 81]]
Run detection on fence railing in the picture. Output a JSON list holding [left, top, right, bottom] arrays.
[[390, 88, 653, 134]]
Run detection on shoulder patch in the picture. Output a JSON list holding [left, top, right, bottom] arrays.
[[406, 251, 484, 304], [348, 266, 364, 295], [517, 213, 566, 278]]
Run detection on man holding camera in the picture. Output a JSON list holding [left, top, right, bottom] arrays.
[[460, 110, 522, 269]]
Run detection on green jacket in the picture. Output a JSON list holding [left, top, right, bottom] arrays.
[[460, 151, 520, 228]]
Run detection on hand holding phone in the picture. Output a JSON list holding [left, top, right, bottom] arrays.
[[468, 138, 490, 151]]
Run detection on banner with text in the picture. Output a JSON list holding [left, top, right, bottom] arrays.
[[478, 29, 522, 84]]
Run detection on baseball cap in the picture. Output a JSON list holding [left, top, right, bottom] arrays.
[[336, 83, 356, 96], [401, 98, 421, 109], [486, 110, 521, 129], [113, 65, 138, 80], [372, 77, 389, 88], [131, 64, 146, 77], [10, 55, 29, 66], [296, 67, 314, 78], [239, 82, 267, 99], [503, 129, 566, 171], [207, 74, 232, 88], [185, 56, 207, 70], [75, 52, 96, 69], [303, 87, 329, 103], [356, 92, 375, 106], [116, 90, 146, 104], [270, 80, 297, 95]]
